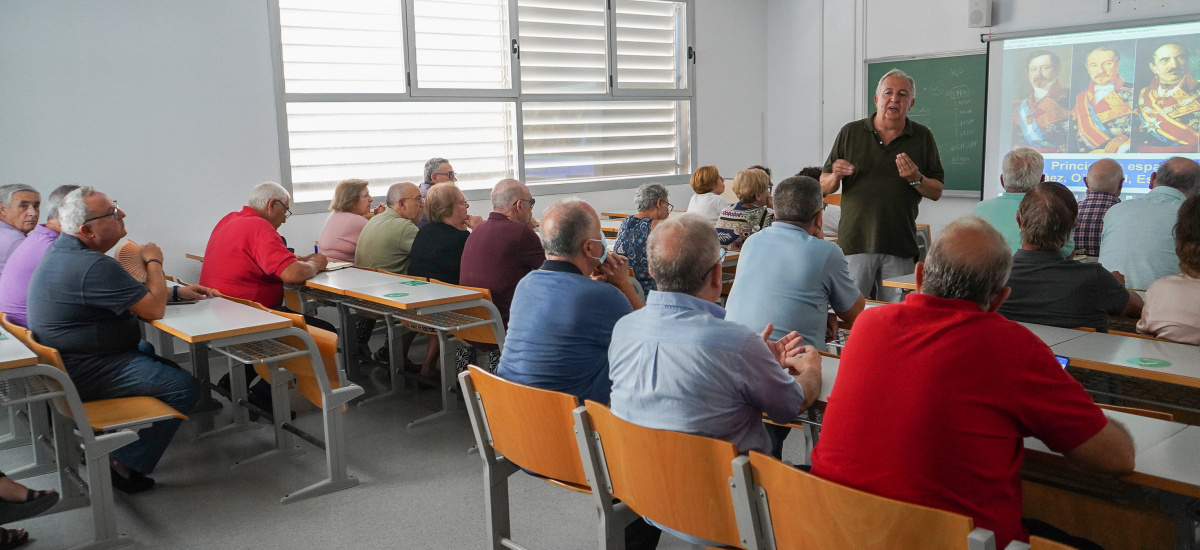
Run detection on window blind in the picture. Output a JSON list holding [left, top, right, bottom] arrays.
[[279, 0, 407, 94]]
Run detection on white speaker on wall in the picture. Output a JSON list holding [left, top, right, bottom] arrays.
[[968, 0, 992, 28]]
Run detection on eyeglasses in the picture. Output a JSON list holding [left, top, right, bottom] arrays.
[[666, 202, 675, 214], [83, 202, 122, 224], [712, 248, 727, 272], [401, 196, 424, 204], [274, 199, 292, 220], [518, 197, 536, 208], [433, 171, 457, 180]]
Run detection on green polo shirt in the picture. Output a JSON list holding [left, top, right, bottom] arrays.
[[354, 208, 419, 274], [974, 192, 1075, 257], [823, 115, 944, 259]]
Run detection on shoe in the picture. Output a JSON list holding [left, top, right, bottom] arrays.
[[246, 386, 297, 422], [371, 345, 390, 363], [0, 527, 28, 550], [0, 485, 59, 524], [110, 468, 154, 494]]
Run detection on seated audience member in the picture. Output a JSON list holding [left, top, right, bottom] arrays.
[[685, 165, 727, 224], [811, 215, 1135, 550], [408, 184, 474, 376], [0, 185, 78, 326], [199, 182, 331, 328], [317, 178, 382, 263], [460, 179, 543, 327], [28, 187, 212, 493], [975, 147, 1075, 257], [418, 157, 457, 227], [1138, 194, 1200, 344], [1071, 158, 1123, 257], [496, 198, 642, 404], [0, 470, 59, 548], [608, 214, 821, 549], [613, 183, 671, 294], [0, 184, 40, 276], [356, 182, 422, 274], [1101, 156, 1200, 289], [999, 181, 1141, 331], [797, 166, 839, 237], [724, 176, 864, 458], [494, 199, 655, 549], [716, 168, 774, 249]]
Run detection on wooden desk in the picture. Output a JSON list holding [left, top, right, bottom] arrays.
[[1134, 426, 1200, 500], [150, 297, 293, 344], [1051, 333, 1200, 390], [305, 267, 407, 295], [185, 253, 204, 262], [880, 273, 916, 291], [600, 218, 622, 237], [1019, 322, 1091, 347], [600, 210, 687, 219], [345, 280, 482, 310], [0, 327, 37, 370]]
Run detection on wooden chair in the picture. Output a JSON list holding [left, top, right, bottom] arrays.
[[206, 296, 363, 503], [2, 314, 186, 549], [1096, 404, 1174, 421], [1030, 536, 1077, 549], [459, 367, 640, 550], [730, 450, 1001, 550], [574, 400, 748, 549]]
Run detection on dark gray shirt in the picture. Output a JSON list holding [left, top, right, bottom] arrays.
[[999, 249, 1129, 331], [27, 234, 148, 387]]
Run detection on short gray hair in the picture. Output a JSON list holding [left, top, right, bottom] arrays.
[[921, 216, 1012, 309], [773, 176, 823, 223], [648, 214, 721, 295], [0, 184, 37, 205], [491, 179, 526, 211], [541, 198, 595, 258], [424, 157, 450, 183], [247, 181, 290, 209], [58, 186, 101, 237], [1155, 156, 1200, 195], [1002, 147, 1044, 193], [875, 69, 916, 99], [1086, 158, 1123, 194], [634, 183, 669, 212], [426, 183, 460, 223], [1018, 181, 1078, 251], [45, 184, 80, 221]]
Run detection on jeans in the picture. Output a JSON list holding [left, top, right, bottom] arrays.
[[73, 340, 199, 475], [846, 253, 915, 302]]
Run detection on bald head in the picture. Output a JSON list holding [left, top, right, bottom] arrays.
[[920, 216, 1012, 309], [386, 182, 419, 208], [1153, 156, 1200, 196], [1085, 159, 1124, 194], [541, 198, 599, 259], [648, 214, 722, 297]]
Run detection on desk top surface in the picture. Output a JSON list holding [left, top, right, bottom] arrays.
[[305, 267, 408, 294], [1050, 332, 1200, 387], [1018, 323, 1091, 347], [149, 297, 292, 344], [0, 328, 36, 370], [344, 280, 482, 310], [880, 273, 917, 290], [1025, 410, 1187, 456], [1134, 426, 1200, 496]]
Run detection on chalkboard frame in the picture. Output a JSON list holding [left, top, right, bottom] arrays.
[[864, 49, 988, 199]]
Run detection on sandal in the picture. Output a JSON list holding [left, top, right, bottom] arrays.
[[0, 477, 58, 526], [0, 528, 28, 550]]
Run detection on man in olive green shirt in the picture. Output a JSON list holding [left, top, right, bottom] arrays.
[[821, 69, 945, 301], [355, 182, 423, 273]]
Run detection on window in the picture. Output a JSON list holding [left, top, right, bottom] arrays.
[[273, 0, 694, 204]]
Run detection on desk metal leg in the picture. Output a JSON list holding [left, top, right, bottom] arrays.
[[233, 365, 303, 469], [407, 330, 463, 429], [6, 402, 57, 479], [194, 357, 263, 441], [0, 405, 31, 451], [335, 301, 360, 382], [188, 343, 222, 414]]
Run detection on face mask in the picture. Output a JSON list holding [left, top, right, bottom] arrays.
[[590, 236, 608, 264]]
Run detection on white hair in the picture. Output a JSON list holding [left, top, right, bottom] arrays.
[[1002, 147, 1045, 193], [0, 184, 37, 205], [876, 69, 916, 99], [58, 186, 100, 237], [247, 181, 290, 209]]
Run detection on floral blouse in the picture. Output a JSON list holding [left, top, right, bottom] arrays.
[[613, 216, 655, 293]]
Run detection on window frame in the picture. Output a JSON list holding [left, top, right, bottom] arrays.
[[269, 0, 696, 212]]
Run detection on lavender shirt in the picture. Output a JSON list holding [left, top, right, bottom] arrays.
[[0, 224, 58, 326], [0, 221, 27, 277]]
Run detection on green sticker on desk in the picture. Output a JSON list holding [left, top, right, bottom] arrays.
[[1127, 357, 1172, 368], [397, 281, 428, 286], [384, 292, 410, 298]]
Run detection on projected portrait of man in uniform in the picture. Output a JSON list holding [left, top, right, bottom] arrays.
[[1072, 44, 1134, 154], [1134, 40, 1200, 153], [1012, 49, 1071, 153]]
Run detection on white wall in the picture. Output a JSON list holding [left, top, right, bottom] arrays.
[[767, 0, 1200, 240], [0, 0, 767, 283]]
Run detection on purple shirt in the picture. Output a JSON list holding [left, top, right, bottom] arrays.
[[0, 221, 27, 277], [0, 224, 59, 326]]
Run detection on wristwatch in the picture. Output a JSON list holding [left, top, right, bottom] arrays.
[[909, 176, 923, 188]]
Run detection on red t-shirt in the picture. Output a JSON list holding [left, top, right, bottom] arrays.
[[810, 294, 1108, 548], [199, 207, 297, 307]]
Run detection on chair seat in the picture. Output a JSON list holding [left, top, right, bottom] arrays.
[[83, 397, 186, 432]]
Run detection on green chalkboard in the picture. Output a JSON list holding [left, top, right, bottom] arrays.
[[866, 53, 986, 196]]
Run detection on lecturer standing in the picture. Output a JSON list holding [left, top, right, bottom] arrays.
[[821, 69, 944, 301]]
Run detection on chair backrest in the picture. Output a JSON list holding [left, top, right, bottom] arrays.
[[1108, 330, 1169, 342], [1096, 404, 1174, 421], [1029, 536, 1076, 550], [218, 295, 341, 407], [464, 366, 589, 489], [744, 450, 993, 550], [579, 400, 744, 548], [1, 315, 74, 418]]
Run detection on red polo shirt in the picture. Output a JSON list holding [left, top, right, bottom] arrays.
[[811, 293, 1108, 548], [199, 207, 297, 307]]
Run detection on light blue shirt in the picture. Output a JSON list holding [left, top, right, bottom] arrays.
[[608, 291, 805, 455], [724, 222, 860, 346], [975, 192, 1075, 257], [1100, 186, 1186, 290]]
